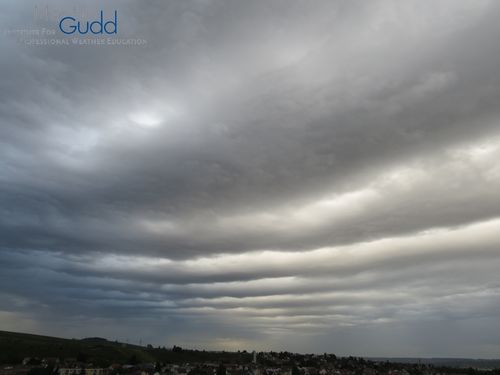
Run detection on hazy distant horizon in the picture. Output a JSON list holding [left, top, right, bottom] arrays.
[[5, 329, 500, 362], [2, 0, 500, 358]]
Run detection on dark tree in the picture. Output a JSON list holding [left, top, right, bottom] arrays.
[[128, 354, 138, 365], [217, 363, 226, 375], [76, 352, 88, 363]]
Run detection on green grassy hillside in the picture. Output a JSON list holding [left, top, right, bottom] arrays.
[[0, 330, 252, 366], [0, 330, 155, 365]]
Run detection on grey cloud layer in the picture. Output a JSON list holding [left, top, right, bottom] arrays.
[[1, 0, 500, 357]]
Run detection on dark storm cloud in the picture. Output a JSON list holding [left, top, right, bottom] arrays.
[[2, 0, 500, 357]]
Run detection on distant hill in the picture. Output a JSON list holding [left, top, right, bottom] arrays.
[[0, 330, 252, 366], [367, 357, 500, 370], [0, 330, 154, 365]]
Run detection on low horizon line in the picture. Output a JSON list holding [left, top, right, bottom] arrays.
[[2, 329, 499, 361]]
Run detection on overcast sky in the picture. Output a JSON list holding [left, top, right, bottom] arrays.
[[1, 0, 500, 358]]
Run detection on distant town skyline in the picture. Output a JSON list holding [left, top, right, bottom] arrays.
[[2, 0, 500, 358]]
